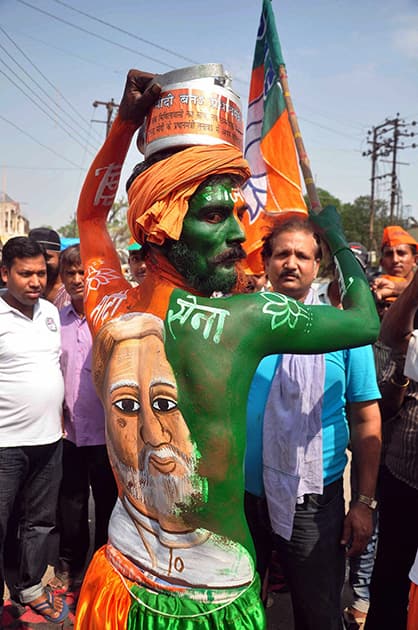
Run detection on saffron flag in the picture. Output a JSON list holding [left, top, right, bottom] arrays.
[[242, 0, 307, 274]]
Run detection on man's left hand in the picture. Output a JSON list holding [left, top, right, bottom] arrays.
[[340, 502, 373, 557], [118, 69, 162, 126]]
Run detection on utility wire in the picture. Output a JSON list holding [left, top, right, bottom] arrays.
[[0, 64, 96, 156], [299, 115, 363, 141], [12, 29, 124, 75], [13, 0, 367, 145], [16, 0, 178, 70], [0, 41, 99, 152], [48, 0, 252, 88], [51, 0, 198, 66], [0, 114, 84, 169], [0, 25, 103, 144], [0, 165, 82, 170]]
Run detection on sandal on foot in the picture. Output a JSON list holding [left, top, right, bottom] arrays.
[[47, 573, 70, 593], [343, 607, 367, 629], [27, 590, 69, 624]]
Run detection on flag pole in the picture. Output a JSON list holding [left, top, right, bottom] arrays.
[[278, 65, 322, 214]]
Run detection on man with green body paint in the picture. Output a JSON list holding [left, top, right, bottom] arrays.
[[74, 70, 380, 630]]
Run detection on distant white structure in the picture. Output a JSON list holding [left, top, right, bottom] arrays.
[[0, 192, 29, 246]]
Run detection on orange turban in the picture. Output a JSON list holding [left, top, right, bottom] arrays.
[[127, 144, 250, 246], [381, 225, 417, 250]]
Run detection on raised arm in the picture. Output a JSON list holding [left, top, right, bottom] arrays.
[[379, 270, 418, 351], [77, 71, 161, 312]]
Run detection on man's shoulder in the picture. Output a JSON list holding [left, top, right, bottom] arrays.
[[38, 297, 59, 314], [59, 302, 73, 321], [0, 295, 9, 313]]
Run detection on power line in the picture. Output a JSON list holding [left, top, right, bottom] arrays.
[[11, 28, 124, 76], [12, 0, 374, 152], [0, 165, 82, 171], [51, 0, 198, 66], [0, 25, 103, 145], [16, 0, 178, 70], [0, 114, 84, 168], [0, 41, 99, 153], [299, 115, 363, 141], [0, 63, 97, 156]]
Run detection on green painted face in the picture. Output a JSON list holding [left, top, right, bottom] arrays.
[[167, 176, 247, 295]]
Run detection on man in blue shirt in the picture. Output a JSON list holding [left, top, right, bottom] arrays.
[[245, 219, 382, 630]]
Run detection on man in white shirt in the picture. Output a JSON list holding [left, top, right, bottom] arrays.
[[0, 237, 68, 624]]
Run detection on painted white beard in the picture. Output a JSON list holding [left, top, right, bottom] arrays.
[[108, 442, 204, 517]]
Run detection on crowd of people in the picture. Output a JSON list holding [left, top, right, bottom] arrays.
[[0, 68, 417, 630]]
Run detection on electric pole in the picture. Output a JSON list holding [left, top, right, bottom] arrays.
[[92, 99, 119, 137], [363, 115, 416, 249], [363, 120, 394, 251]]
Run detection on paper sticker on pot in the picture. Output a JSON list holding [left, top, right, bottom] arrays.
[[144, 88, 244, 157]]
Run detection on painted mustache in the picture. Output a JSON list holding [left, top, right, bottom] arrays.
[[212, 246, 247, 265], [138, 444, 193, 475]]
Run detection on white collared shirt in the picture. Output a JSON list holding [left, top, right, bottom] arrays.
[[0, 296, 64, 446]]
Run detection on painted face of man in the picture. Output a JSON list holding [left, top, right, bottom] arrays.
[[1, 255, 47, 315], [264, 229, 321, 302], [380, 244, 417, 280], [104, 332, 203, 531], [166, 176, 247, 295]]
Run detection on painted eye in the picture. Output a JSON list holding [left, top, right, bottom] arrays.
[[152, 398, 177, 412], [205, 210, 225, 224], [113, 399, 140, 413]]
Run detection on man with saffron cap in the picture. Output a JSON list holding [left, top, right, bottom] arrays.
[[74, 69, 379, 630], [371, 225, 417, 308]]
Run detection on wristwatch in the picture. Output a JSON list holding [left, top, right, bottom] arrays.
[[357, 494, 378, 510]]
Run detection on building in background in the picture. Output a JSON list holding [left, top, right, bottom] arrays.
[[0, 192, 29, 246]]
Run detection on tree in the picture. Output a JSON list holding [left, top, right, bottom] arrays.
[[340, 195, 401, 250], [305, 188, 343, 213], [58, 215, 78, 238], [106, 198, 131, 250], [57, 197, 131, 249]]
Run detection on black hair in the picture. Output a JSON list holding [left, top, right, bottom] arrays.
[[126, 149, 178, 192], [1, 236, 46, 270], [261, 218, 322, 262], [59, 244, 81, 275]]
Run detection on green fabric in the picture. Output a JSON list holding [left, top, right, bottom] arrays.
[[126, 576, 266, 629], [252, 0, 286, 137], [253, 0, 285, 70]]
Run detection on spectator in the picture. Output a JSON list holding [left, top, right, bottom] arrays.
[[366, 270, 418, 629], [0, 236, 68, 624], [49, 245, 117, 594], [28, 227, 69, 308], [344, 226, 417, 628], [371, 225, 417, 306], [127, 239, 147, 285], [245, 219, 381, 630]]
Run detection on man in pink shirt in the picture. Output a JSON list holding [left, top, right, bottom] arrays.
[[51, 245, 117, 593]]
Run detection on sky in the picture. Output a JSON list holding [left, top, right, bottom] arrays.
[[1, 0, 418, 232]]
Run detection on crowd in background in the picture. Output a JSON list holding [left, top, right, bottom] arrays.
[[0, 219, 417, 629]]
